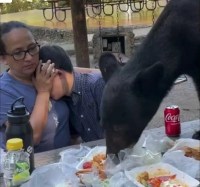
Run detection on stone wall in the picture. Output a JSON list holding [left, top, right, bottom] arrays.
[[31, 26, 74, 44], [92, 27, 135, 64]]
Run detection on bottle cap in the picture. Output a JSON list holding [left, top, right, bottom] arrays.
[[6, 138, 23, 151], [7, 97, 30, 124]]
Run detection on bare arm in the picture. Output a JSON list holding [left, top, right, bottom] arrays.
[[31, 61, 56, 145]]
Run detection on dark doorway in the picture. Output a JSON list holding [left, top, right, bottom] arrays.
[[102, 36, 125, 54]]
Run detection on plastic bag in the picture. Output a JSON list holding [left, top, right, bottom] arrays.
[[108, 171, 135, 187], [21, 163, 79, 187], [0, 148, 6, 175], [22, 146, 91, 187], [105, 133, 173, 176], [82, 171, 134, 187], [133, 132, 174, 154], [59, 145, 91, 168]]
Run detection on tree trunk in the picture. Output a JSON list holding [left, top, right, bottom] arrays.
[[70, 0, 90, 68]]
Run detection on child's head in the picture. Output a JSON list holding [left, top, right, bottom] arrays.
[[39, 44, 73, 99], [39, 44, 73, 73]]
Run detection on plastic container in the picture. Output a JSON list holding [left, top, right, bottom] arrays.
[[76, 146, 106, 170], [125, 162, 199, 187], [3, 138, 30, 187]]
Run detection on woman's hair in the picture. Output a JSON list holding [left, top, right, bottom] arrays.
[[39, 45, 73, 73], [0, 21, 31, 55]]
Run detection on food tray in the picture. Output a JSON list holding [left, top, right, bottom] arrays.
[[76, 146, 106, 170], [125, 162, 199, 187]]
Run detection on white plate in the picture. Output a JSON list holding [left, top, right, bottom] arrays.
[[125, 162, 199, 187], [76, 146, 106, 170]]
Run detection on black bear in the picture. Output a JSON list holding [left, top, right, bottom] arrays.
[[99, 0, 200, 155]]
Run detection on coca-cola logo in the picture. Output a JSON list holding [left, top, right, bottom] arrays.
[[165, 113, 180, 122]]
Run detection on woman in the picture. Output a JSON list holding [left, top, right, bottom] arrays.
[[0, 21, 71, 152]]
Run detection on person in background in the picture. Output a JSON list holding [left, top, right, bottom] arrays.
[[0, 21, 71, 152], [39, 44, 106, 143]]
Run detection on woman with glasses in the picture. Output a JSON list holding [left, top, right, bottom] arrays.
[[0, 21, 71, 152]]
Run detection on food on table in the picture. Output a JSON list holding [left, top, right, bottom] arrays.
[[137, 171, 188, 187], [137, 171, 149, 186], [76, 153, 106, 180], [183, 146, 200, 160], [82, 161, 93, 169]]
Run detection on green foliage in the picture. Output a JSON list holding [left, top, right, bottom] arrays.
[[0, 0, 70, 14], [56, 0, 69, 8]]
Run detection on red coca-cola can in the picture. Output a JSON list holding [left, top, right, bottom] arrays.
[[164, 105, 181, 137]]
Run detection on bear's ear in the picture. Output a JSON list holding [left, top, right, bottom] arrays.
[[132, 62, 164, 96], [99, 52, 120, 82]]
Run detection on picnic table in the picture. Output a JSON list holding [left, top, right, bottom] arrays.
[[85, 0, 168, 17], [33, 119, 200, 168], [39, 0, 71, 22], [0, 119, 199, 186]]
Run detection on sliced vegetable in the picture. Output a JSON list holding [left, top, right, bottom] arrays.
[[82, 161, 92, 169], [147, 175, 177, 187], [148, 177, 162, 187]]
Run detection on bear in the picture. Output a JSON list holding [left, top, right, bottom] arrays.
[[98, 0, 200, 155]]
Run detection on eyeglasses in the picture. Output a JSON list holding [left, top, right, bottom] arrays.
[[5, 43, 40, 61]]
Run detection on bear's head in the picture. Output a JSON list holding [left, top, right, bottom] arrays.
[[99, 52, 164, 155]]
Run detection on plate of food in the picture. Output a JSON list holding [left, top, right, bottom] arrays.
[[125, 162, 199, 187], [76, 146, 107, 181]]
